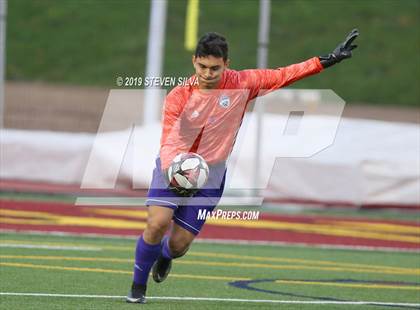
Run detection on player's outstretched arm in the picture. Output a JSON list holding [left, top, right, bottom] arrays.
[[240, 30, 358, 97], [319, 29, 359, 68]]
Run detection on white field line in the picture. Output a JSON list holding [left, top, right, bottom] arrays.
[[2, 229, 419, 253], [0, 292, 419, 307]]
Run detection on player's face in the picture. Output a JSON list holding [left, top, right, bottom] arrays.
[[192, 55, 229, 89]]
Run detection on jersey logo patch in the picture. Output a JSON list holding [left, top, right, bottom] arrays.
[[191, 110, 200, 118], [219, 94, 230, 108]]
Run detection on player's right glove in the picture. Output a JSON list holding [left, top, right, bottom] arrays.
[[319, 29, 359, 68], [162, 168, 197, 197], [168, 185, 198, 197]]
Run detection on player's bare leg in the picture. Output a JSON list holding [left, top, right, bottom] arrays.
[[168, 223, 195, 256], [143, 205, 174, 244], [152, 223, 195, 283], [127, 205, 174, 303]]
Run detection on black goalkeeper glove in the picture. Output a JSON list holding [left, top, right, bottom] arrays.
[[319, 29, 359, 68], [162, 168, 198, 197], [168, 185, 198, 197]]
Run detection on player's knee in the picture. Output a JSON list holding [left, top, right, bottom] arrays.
[[169, 240, 190, 258], [145, 219, 170, 241]]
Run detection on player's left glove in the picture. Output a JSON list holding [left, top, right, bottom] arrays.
[[319, 29, 359, 68]]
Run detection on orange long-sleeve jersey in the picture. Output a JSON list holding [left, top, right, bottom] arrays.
[[159, 57, 323, 170]]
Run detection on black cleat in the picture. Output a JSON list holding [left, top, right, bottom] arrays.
[[152, 255, 172, 283], [126, 282, 147, 304]]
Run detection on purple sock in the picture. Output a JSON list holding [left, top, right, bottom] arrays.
[[161, 235, 173, 260], [133, 236, 161, 285]]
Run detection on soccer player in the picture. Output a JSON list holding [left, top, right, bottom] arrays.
[[126, 29, 359, 303]]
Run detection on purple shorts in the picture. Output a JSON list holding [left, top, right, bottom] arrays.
[[145, 157, 226, 235]]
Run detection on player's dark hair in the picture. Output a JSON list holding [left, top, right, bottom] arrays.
[[195, 32, 228, 61]]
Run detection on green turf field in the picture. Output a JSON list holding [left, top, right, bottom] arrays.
[[0, 232, 418, 309]]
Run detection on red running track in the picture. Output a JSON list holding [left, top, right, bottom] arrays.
[[1, 200, 419, 251]]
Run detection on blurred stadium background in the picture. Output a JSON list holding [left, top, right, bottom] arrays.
[[0, 0, 419, 308], [2, 0, 420, 131]]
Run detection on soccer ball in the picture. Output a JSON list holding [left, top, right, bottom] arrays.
[[167, 152, 209, 190]]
